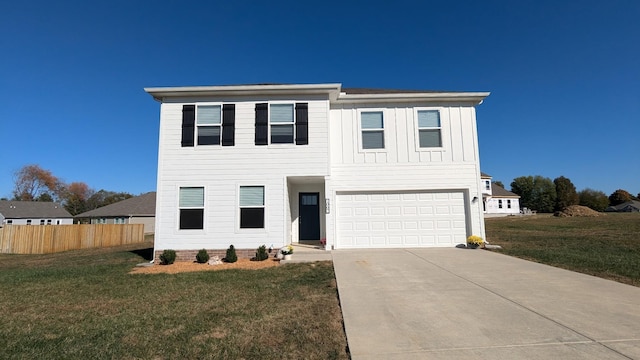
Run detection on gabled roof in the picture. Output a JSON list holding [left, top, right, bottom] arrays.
[[491, 183, 520, 198], [481, 172, 492, 179], [0, 201, 73, 219], [75, 192, 156, 218], [607, 200, 640, 211]]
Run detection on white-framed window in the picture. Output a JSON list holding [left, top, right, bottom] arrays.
[[239, 186, 265, 229], [179, 187, 204, 230], [197, 105, 222, 145], [485, 181, 491, 191], [270, 103, 295, 144], [46, 219, 52, 225], [7, 220, 12, 225], [507, 200, 512, 209], [498, 200, 503, 209], [416, 110, 442, 148], [360, 111, 385, 149], [40, 219, 45, 225], [26, 220, 32, 225]]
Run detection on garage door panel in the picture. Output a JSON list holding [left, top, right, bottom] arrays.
[[336, 191, 467, 249]]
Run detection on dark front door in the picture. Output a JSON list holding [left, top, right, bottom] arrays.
[[299, 193, 320, 241]]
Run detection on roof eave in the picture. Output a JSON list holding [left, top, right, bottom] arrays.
[[334, 92, 490, 105], [144, 83, 343, 102]]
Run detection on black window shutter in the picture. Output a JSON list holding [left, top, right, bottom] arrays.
[[181, 105, 195, 147], [255, 103, 268, 145], [222, 104, 235, 146], [295, 103, 308, 145]]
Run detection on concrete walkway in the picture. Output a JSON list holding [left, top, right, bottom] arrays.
[[332, 248, 640, 359]]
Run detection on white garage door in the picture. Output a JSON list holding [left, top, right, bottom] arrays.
[[336, 191, 468, 249]]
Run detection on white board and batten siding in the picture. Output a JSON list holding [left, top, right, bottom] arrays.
[[326, 102, 485, 249], [154, 97, 330, 251]]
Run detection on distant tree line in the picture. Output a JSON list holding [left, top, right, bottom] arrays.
[[502, 174, 638, 213], [8, 164, 134, 215]]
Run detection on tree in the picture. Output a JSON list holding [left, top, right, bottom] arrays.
[[85, 190, 133, 211], [511, 176, 535, 209], [553, 176, 579, 211], [608, 189, 632, 206], [492, 181, 505, 188], [511, 175, 556, 213], [578, 188, 609, 212], [12, 164, 59, 201], [60, 182, 94, 215]]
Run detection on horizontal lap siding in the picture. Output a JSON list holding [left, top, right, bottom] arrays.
[[155, 99, 329, 251]]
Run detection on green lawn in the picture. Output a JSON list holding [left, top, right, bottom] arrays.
[[485, 213, 640, 286], [0, 242, 349, 359]]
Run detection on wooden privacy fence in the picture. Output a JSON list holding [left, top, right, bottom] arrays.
[[0, 224, 145, 254]]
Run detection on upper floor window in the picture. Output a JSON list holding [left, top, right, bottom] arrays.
[[182, 104, 235, 147], [417, 110, 442, 148], [485, 181, 491, 191], [179, 187, 204, 230], [197, 105, 222, 145], [270, 104, 295, 143], [255, 103, 308, 145], [361, 111, 384, 149]]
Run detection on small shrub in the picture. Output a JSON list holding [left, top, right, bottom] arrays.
[[255, 245, 269, 261], [196, 249, 210, 264], [160, 249, 176, 265], [225, 245, 238, 263]]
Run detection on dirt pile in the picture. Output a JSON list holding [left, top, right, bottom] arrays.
[[554, 205, 603, 217]]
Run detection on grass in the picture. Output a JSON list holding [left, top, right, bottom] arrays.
[[485, 213, 640, 286], [0, 242, 349, 359]]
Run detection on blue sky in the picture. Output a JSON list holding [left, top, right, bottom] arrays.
[[1, 0, 638, 199]]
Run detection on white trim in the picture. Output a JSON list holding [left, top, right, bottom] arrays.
[[357, 108, 386, 152], [195, 103, 223, 146], [177, 185, 206, 232], [237, 184, 267, 232], [268, 102, 296, 145], [413, 107, 446, 152]]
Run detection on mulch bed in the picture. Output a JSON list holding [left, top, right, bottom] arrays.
[[130, 258, 281, 274]]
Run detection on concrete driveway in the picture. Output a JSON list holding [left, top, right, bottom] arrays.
[[332, 248, 640, 359]]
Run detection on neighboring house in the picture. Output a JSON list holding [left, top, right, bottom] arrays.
[[605, 200, 640, 213], [75, 192, 156, 233], [0, 200, 73, 226], [481, 173, 521, 216], [145, 83, 489, 259]]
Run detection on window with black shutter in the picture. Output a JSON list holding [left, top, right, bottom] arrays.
[[295, 103, 308, 145], [222, 104, 235, 146], [255, 103, 268, 145], [181, 105, 195, 147]]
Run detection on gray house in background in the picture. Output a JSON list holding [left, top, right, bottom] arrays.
[[605, 200, 640, 213], [75, 192, 156, 233], [0, 201, 74, 226]]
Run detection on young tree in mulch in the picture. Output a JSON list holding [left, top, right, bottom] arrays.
[[225, 245, 238, 263]]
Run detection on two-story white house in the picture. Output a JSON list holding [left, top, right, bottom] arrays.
[[481, 173, 521, 216], [145, 83, 489, 260]]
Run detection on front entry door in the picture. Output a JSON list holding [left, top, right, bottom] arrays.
[[299, 193, 320, 241]]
